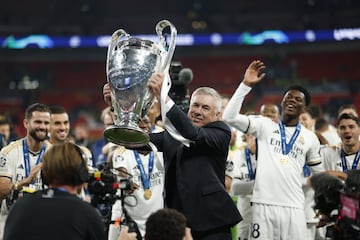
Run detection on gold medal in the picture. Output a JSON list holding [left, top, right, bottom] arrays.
[[280, 155, 289, 164], [144, 189, 152, 200]]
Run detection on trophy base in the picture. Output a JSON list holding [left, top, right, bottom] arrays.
[[104, 125, 150, 149]]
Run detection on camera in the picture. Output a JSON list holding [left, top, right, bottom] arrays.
[[311, 170, 360, 239], [87, 164, 119, 206], [169, 61, 193, 113], [87, 163, 141, 238], [87, 163, 135, 204]]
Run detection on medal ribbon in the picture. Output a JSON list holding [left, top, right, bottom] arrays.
[[133, 150, 154, 190], [22, 138, 46, 178], [245, 147, 255, 180], [303, 164, 311, 177], [340, 148, 360, 172], [278, 121, 301, 155]]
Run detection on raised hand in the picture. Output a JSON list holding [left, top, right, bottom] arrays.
[[28, 164, 42, 184], [147, 73, 164, 100], [243, 60, 266, 87], [118, 226, 137, 240], [103, 83, 112, 106]]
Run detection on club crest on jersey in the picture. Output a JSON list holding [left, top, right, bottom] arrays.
[[0, 156, 6, 167], [114, 155, 124, 164], [298, 136, 305, 145]]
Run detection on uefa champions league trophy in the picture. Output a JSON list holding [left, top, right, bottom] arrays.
[[105, 20, 177, 148]]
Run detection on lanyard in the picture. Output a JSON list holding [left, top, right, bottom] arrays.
[[341, 148, 360, 172], [133, 150, 154, 189], [245, 147, 255, 180], [22, 138, 46, 178], [278, 121, 301, 155], [55, 187, 68, 193], [303, 164, 311, 177]]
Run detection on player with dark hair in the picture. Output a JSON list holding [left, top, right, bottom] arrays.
[[223, 60, 324, 240], [259, 103, 280, 122], [321, 113, 360, 179], [0, 103, 52, 239], [0, 116, 11, 150], [337, 104, 358, 118]]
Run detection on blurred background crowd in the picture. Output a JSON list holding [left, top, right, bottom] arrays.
[[0, 0, 359, 143]]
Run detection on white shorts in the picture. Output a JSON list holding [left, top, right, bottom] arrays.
[[250, 203, 307, 240]]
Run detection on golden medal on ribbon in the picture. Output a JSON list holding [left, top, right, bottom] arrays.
[[144, 189, 152, 200], [280, 155, 289, 164]]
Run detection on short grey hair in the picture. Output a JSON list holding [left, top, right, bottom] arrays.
[[191, 87, 222, 113]]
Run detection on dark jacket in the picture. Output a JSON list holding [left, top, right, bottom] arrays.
[[150, 104, 242, 232], [4, 188, 106, 240]]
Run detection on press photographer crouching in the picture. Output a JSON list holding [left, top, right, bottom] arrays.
[[310, 170, 360, 240], [3, 142, 106, 240]]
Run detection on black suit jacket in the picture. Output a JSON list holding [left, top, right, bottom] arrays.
[[150, 104, 242, 232]]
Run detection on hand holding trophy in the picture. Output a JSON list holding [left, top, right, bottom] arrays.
[[105, 20, 177, 148]]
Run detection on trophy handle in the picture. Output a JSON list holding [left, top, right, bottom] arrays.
[[106, 29, 129, 75], [156, 20, 177, 72]]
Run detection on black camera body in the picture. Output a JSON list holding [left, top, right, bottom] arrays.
[[169, 61, 193, 113], [87, 164, 141, 239], [88, 167, 119, 206], [311, 170, 360, 239], [87, 164, 134, 205]]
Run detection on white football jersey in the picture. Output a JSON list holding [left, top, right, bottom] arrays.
[[248, 115, 322, 209], [0, 139, 51, 191], [111, 146, 164, 237], [0, 138, 51, 239], [226, 146, 257, 184], [226, 145, 257, 240], [321, 145, 359, 171]]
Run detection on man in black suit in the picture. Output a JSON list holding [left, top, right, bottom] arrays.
[[147, 73, 242, 240]]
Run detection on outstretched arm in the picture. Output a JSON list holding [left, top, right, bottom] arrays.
[[222, 60, 266, 132]]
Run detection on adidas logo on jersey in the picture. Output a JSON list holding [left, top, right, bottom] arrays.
[[133, 165, 140, 171], [17, 164, 24, 169], [273, 130, 279, 134]]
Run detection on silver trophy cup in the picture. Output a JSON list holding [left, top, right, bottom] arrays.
[[105, 20, 177, 148]]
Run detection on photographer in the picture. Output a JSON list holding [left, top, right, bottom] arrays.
[[3, 142, 106, 240], [311, 170, 360, 239], [321, 113, 360, 176]]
